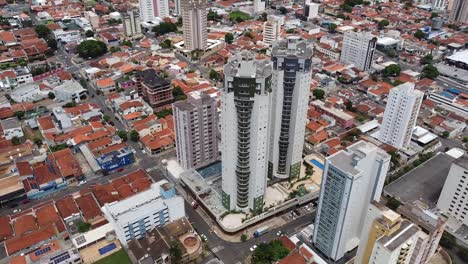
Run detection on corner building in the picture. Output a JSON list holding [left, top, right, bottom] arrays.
[[221, 52, 272, 214]]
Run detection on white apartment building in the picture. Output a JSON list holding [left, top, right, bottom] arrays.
[[340, 31, 377, 71], [139, 0, 169, 22], [254, 0, 267, 13], [263, 19, 280, 46], [449, 0, 468, 23], [369, 219, 420, 264], [268, 37, 313, 180], [221, 51, 272, 214], [379, 82, 423, 149], [313, 141, 391, 261], [181, 0, 208, 51], [101, 181, 185, 246], [123, 10, 143, 39], [432, 0, 448, 10], [304, 0, 320, 20], [437, 158, 468, 226], [173, 92, 219, 170]]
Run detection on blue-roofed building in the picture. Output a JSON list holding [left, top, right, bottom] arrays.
[[447, 87, 461, 95], [95, 145, 135, 173]]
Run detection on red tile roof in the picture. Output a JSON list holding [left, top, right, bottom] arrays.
[[35, 204, 65, 232], [75, 194, 102, 222], [13, 215, 37, 236], [5, 224, 59, 255], [0, 216, 13, 242], [55, 196, 80, 219], [37, 116, 55, 131]]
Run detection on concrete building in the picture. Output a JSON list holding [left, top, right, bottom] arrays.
[[10, 83, 42, 102], [304, 0, 320, 20], [313, 141, 391, 261], [378, 82, 423, 149], [174, 0, 181, 15], [122, 10, 143, 39], [53, 80, 88, 103], [437, 158, 468, 226], [101, 181, 185, 246], [432, 0, 448, 10], [139, 0, 169, 22], [340, 31, 377, 71], [1, 118, 23, 140], [173, 92, 219, 170], [221, 51, 272, 214], [357, 202, 422, 264], [398, 202, 447, 264], [181, 0, 208, 51], [268, 37, 313, 180], [135, 69, 173, 109], [263, 19, 281, 46], [254, 0, 267, 13], [449, 0, 468, 23]]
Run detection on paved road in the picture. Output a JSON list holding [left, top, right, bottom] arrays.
[[184, 200, 315, 264]]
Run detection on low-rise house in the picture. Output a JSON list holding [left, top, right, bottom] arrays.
[[96, 77, 116, 94], [94, 143, 134, 173], [10, 83, 43, 102], [1, 118, 23, 140]]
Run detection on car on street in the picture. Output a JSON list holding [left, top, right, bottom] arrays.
[[250, 245, 257, 252], [276, 230, 282, 236], [13, 209, 21, 213], [79, 180, 87, 185], [200, 234, 207, 242]]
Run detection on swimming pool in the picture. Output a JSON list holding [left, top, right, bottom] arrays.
[[310, 159, 324, 170], [197, 161, 222, 178]]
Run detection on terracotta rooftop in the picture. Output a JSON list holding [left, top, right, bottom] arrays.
[[0, 216, 13, 242], [74, 194, 102, 222], [13, 214, 37, 236], [55, 196, 80, 219], [5, 224, 59, 255], [35, 204, 65, 232]]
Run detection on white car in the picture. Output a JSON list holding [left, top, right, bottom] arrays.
[[250, 245, 257, 252], [13, 209, 21, 213], [79, 180, 87, 185], [200, 234, 207, 242], [276, 231, 282, 236]]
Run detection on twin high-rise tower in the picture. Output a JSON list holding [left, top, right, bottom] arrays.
[[221, 37, 313, 213]]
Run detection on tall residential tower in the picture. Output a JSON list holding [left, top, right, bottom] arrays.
[[221, 52, 272, 214], [313, 141, 390, 261], [181, 0, 208, 51], [449, 0, 468, 22], [340, 31, 377, 71], [139, 0, 169, 22], [379, 82, 423, 149], [173, 92, 219, 170], [268, 37, 313, 180]]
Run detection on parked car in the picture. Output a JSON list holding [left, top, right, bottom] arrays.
[[250, 245, 257, 252]]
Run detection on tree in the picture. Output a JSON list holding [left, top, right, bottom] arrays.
[[431, 12, 438, 18], [11, 136, 20, 145], [15, 111, 25, 119], [34, 24, 51, 38], [76, 40, 108, 59], [85, 30, 94, 37], [48, 92, 55, 99], [421, 64, 439, 79], [252, 240, 290, 264], [329, 23, 337, 33], [209, 69, 220, 80], [440, 231, 456, 249], [383, 64, 401, 77], [176, 17, 182, 26], [121, 40, 132, 47], [386, 197, 401, 210], [33, 137, 42, 147], [109, 46, 121, 53], [152, 22, 177, 36], [420, 54, 433, 65], [378, 19, 389, 29], [313, 89, 325, 100], [208, 10, 221, 22], [117, 130, 128, 141], [241, 234, 247, 242], [259, 12, 268, 22], [173, 86, 187, 101], [169, 242, 182, 263], [458, 246, 468, 262], [130, 130, 139, 142], [47, 38, 57, 50], [102, 114, 111, 123], [414, 30, 425, 40], [442, 131, 450, 138], [278, 6, 287, 14], [160, 39, 172, 49], [463, 136, 468, 143], [225, 33, 234, 44], [77, 221, 91, 233], [337, 13, 346, 20], [385, 49, 397, 58], [156, 109, 173, 118], [306, 166, 314, 176]]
